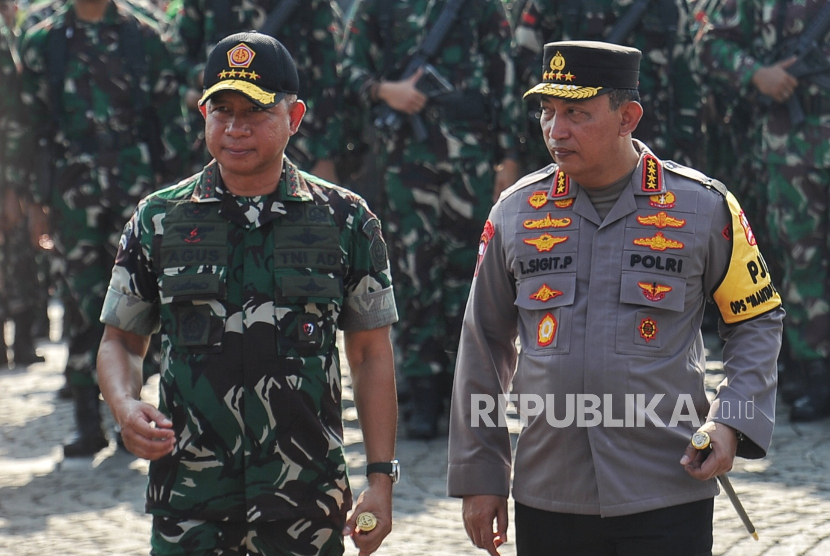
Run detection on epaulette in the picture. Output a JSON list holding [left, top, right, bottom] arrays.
[[662, 159, 728, 197], [499, 163, 555, 200]]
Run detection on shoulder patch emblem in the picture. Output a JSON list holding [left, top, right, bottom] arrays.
[[639, 317, 658, 342], [552, 169, 570, 198], [524, 233, 569, 252], [633, 232, 684, 251], [528, 191, 549, 210], [530, 284, 563, 302], [648, 191, 676, 209], [636, 211, 686, 229], [523, 214, 572, 230], [637, 282, 673, 301], [475, 220, 496, 277], [738, 210, 756, 246], [537, 313, 557, 347], [554, 198, 574, 209], [641, 154, 661, 192]]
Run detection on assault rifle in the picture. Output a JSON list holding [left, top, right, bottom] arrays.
[[373, 0, 467, 142], [762, 2, 830, 127], [606, 0, 654, 44]]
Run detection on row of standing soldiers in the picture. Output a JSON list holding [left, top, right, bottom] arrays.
[[0, 0, 828, 458]]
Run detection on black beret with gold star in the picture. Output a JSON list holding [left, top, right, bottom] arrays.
[[524, 40, 641, 100], [199, 31, 299, 109]]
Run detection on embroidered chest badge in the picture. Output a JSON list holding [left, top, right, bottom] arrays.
[[524, 233, 569, 252], [537, 313, 557, 347], [638, 282, 673, 302], [633, 232, 684, 252], [639, 317, 658, 342], [528, 191, 549, 210], [554, 198, 574, 209], [636, 211, 686, 229], [641, 154, 661, 192], [523, 214, 572, 230], [648, 191, 676, 209], [530, 284, 563, 302]]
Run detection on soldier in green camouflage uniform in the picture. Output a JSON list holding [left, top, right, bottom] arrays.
[[174, 0, 342, 180], [341, 0, 521, 439], [0, 0, 46, 368], [513, 0, 701, 173], [699, 0, 830, 422], [97, 32, 398, 555], [19, 0, 187, 455]]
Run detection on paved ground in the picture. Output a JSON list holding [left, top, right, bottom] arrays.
[[1, 313, 830, 555]]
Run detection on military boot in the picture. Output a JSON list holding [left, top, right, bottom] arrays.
[[790, 360, 830, 422], [63, 386, 109, 457], [407, 376, 440, 440], [12, 312, 45, 366]]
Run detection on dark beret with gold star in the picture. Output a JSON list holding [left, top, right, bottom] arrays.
[[524, 40, 641, 100], [199, 31, 299, 109]]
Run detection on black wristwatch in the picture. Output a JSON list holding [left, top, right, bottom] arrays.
[[366, 459, 400, 484]]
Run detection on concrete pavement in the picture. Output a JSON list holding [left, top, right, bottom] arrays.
[[1, 322, 830, 555]]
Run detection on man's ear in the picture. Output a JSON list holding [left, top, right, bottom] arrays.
[[288, 99, 306, 135], [619, 100, 643, 137]]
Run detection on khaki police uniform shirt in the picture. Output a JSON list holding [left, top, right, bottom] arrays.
[[447, 142, 784, 517]]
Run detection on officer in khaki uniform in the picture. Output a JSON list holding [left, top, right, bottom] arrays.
[[448, 42, 784, 555], [96, 32, 398, 556]]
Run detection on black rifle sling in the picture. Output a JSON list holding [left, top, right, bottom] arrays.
[[417, 0, 468, 62], [606, 0, 654, 45], [259, 0, 300, 38]]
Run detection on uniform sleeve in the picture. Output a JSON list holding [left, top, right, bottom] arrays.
[[100, 205, 161, 336], [337, 199, 397, 331], [480, 0, 520, 156], [447, 201, 519, 498], [704, 191, 783, 459], [696, 0, 764, 98]]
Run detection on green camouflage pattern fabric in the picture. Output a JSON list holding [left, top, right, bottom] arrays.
[[18, 0, 186, 386], [100, 158, 397, 524], [514, 0, 701, 171], [151, 515, 344, 555], [0, 20, 43, 321], [20, 0, 176, 36], [175, 0, 343, 171], [341, 0, 520, 378], [698, 0, 830, 361]]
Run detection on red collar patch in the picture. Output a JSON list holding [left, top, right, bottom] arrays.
[[551, 169, 570, 198]]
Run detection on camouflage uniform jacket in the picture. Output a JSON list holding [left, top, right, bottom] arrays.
[[19, 0, 186, 205], [341, 0, 520, 159], [175, 0, 343, 165], [514, 0, 699, 161], [100, 158, 398, 523], [697, 0, 830, 165]]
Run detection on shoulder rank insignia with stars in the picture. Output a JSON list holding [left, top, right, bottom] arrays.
[[638, 282, 672, 301], [641, 154, 661, 192], [524, 233, 569, 252], [523, 214, 572, 230], [636, 211, 686, 229], [633, 232, 684, 251], [552, 169, 570, 198]]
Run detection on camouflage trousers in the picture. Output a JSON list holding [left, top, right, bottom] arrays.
[[0, 216, 44, 320], [765, 154, 830, 361], [151, 516, 345, 556], [382, 149, 494, 378], [51, 158, 150, 387]]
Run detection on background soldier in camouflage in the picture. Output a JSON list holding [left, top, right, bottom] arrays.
[[97, 32, 398, 556], [19, 0, 186, 456], [699, 0, 830, 422], [0, 0, 46, 368], [341, 0, 521, 440], [175, 0, 343, 181], [513, 0, 701, 173]]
